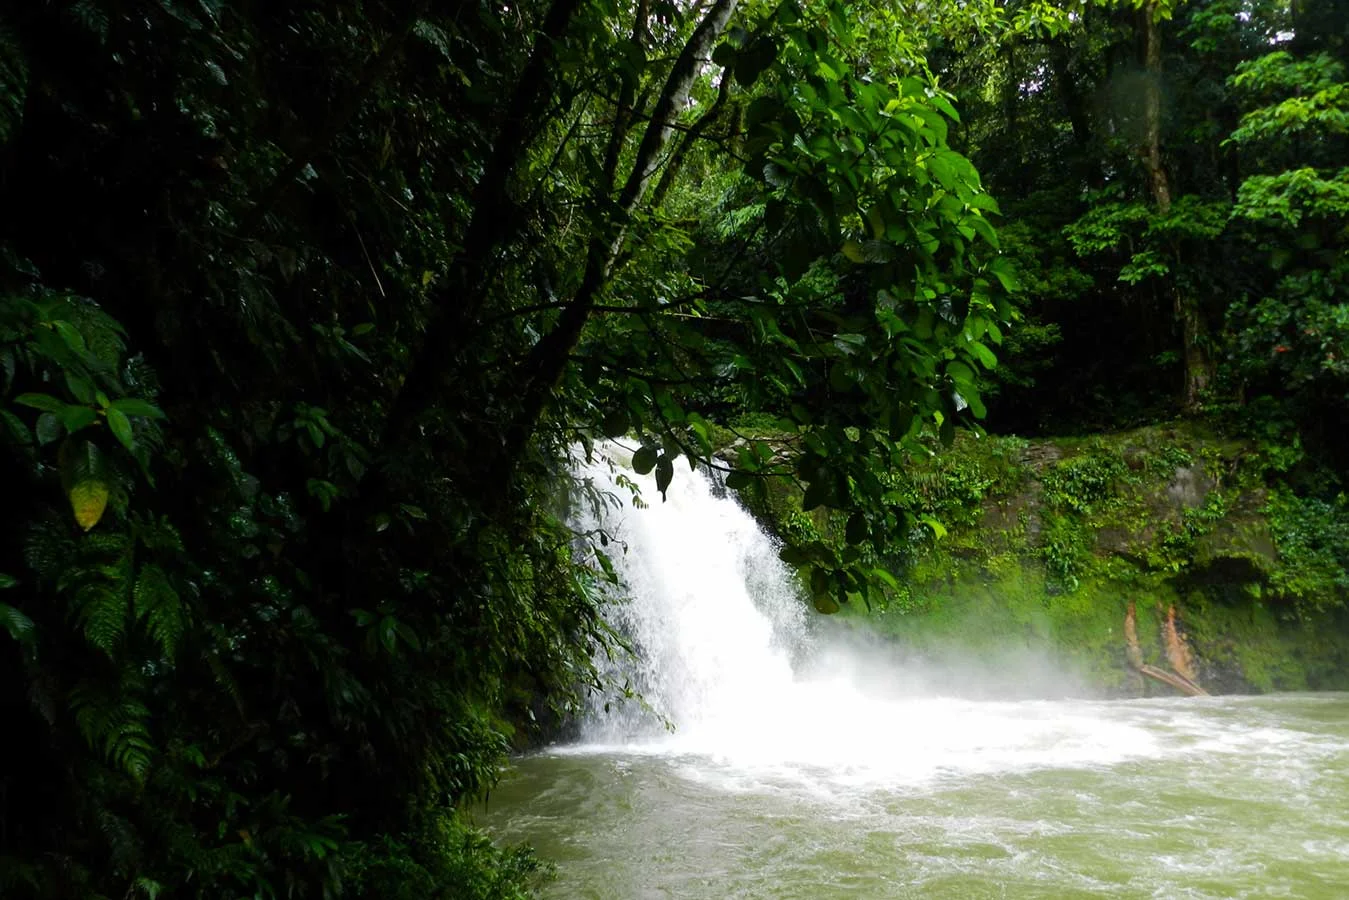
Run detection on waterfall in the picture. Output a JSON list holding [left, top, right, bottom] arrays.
[[566, 443, 1160, 782], [571, 443, 809, 744]]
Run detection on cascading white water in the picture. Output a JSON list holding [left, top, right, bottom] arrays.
[[567, 443, 1161, 784], [571, 443, 809, 744]]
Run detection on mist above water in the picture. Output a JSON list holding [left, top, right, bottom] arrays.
[[568, 445, 1155, 784]]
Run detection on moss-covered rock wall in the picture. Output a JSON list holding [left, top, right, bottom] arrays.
[[728, 421, 1349, 695]]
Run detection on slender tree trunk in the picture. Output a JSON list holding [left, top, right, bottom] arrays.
[[1139, 3, 1170, 215], [1139, 4, 1211, 410], [1178, 290, 1212, 409]]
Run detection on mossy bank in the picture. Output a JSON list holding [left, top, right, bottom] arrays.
[[723, 420, 1349, 696]]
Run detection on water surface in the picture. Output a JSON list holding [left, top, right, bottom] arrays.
[[499, 450, 1349, 897], [479, 693, 1349, 899]]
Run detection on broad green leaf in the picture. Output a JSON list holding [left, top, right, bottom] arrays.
[[53, 320, 87, 354], [734, 38, 776, 87], [65, 372, 96, 404], [14, 392, 65, 413], [871, 567, 900, 590], [107, 407, 135, 452], [631, 445, 658, 475], [920, 516, 948, 539], [396, 621, 422, 652], [967, 340, 998, 370], [58, 405, 97, 433], [111, 398, 166, 419], [655, 454, 674, 500], [724, 470, 751, 491]]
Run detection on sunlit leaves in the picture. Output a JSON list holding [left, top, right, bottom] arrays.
[[1232, 169, 1349, 227], [69, 479, 110, 531], [61, 440, 111, 530]]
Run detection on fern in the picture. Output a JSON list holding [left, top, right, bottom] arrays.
[[133, 564, 184, 657], [0, 601, 35, 646], [67, 0, 111, 43], [0, 19, 25, 147], [24, 517, 76, 581], [204, 635, 247, 718], [78, 583, 129, 654], [96, 808, 141, 876], [70, 678, 154, 783], [132, 515, 183, 553]]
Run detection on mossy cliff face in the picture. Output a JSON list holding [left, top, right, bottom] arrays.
[[728, 421, 1349, 696]]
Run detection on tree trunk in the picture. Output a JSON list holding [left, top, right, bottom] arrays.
[[1139, 3, 1211, 411], [1179, 293, 1212, 410], [1139, 3, 1170, 215]]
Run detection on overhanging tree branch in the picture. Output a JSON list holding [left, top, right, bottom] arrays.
[[492, 0, 742, 486]]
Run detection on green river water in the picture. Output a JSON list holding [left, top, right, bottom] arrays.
[[478, 694, 1349, 899], [490, 452, 1349, 898]]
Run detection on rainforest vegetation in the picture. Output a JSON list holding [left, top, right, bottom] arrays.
[[0, 0, 1346, 895]]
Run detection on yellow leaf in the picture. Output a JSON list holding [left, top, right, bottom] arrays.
[[69, 480, 109, 531], [841, 240, 866, 263]]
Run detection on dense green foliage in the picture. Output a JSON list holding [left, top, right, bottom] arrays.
[[0, 0, 1040, 895], [743, 423, 1349, 692], [938, 0, 1348, 446], [1, 0, 1347, 895]]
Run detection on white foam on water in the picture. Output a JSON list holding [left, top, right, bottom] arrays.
[[563, 444, 1338, 795]]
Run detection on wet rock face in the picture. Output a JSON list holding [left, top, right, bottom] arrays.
[[1166, 465, 1215, 511], [1021, 442, 1064, 473]]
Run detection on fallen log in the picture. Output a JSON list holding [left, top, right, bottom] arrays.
[[1124, 601, 1209, 696], [1137, 662, 1208, 696]]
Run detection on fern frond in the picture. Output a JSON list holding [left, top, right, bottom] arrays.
[[0, 601, 35, 646], [81, 531, 133, 557], [66, 0, 111, 44], [76, 583, 130, 654], [133, 515, 183, 552], [96, 808, 140, 875], [0, 20, 26, 147], [204, 641, 247, 718], [133, 564, 184, 657], [0, 855, 41, 893], [24, 517, 75, 582], [71, 680, 154, 782], [130, 877, 163, 899]]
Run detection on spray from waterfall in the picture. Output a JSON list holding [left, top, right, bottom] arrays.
[[565, 443, 1157, 782]]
